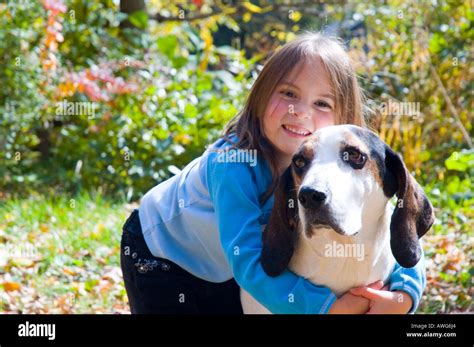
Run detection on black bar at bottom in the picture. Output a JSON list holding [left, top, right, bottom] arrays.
[[0, 314, 471, 345]]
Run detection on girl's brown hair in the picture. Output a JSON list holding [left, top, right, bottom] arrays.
[[223, 32, 366, 204]]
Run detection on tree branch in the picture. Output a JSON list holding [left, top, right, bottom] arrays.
[[151, 1, 334, 23], [417, 25, 473, 148], [428, 63, 473, 148], [152, 9, 224, 22]]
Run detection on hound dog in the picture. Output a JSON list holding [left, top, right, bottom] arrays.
[[241, 124, 435, 314]]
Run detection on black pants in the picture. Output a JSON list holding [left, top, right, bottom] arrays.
[[120, 209, 243, 314]]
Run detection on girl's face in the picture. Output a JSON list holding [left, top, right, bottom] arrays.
[[263, 60, 336, 168]]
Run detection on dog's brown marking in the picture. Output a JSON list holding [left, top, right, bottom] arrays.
[[292, 138, 316, 187]]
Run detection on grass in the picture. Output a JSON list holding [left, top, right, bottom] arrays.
[[0, 191, 471, 313], [0, 192, 133, 313]]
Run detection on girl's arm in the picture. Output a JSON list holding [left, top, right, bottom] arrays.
[[388, 247, 427, 313], [208, 153, 338, 313], [350, 247, 427, 313]]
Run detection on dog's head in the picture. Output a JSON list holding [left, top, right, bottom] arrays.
[[261, 125, 435, 275]]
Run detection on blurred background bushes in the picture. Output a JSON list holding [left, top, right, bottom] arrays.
[[1, 0, 472, 202], [0, 0, 257, 199]]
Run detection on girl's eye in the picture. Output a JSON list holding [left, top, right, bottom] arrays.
[[292, 156, 306, 169], [315, 100, 332, 109], [280, 90, 296, 98]]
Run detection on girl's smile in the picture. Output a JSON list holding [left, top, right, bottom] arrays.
[[281, 124, 312, 137]]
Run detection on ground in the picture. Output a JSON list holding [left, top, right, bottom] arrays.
[[0, 193, 471, 313]]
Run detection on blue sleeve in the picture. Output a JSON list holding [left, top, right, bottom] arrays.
[[207, 154, 336, 314], [388, 246, 426, 313]]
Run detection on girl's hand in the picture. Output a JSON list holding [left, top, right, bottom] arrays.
[[328, 280, 385, 314], [349, 283, 413, 314]]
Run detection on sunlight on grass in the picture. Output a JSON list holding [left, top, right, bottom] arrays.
[[0, 192, 134, 313]]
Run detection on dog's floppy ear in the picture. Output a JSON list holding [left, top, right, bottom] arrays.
[[260, 167, 299, 277], [385, 146, 435, 268]]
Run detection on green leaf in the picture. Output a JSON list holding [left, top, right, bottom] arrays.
[[157, 35, 178, 61], [429, 33, 446, 54], [128, 10, 148, 29], [445, 150, 474, 172], [446, 176, 460, 194], [173, 57, 188, 69]]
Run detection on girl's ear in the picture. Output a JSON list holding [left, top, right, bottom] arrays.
[[385, 146, 435, 268], [261, 167, 299, 277]]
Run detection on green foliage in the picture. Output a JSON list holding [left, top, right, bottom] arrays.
[[0, 0, 255, 200], [427, 149, 473, 232], [417, 149, 473, 313], [445, 150, 474, 173], [0, 2, 48, 186], [347, 0, 473, 180]]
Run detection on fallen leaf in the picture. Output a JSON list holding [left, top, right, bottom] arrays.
[[63, 268, 77, 276], [3, 282, 21, 292]]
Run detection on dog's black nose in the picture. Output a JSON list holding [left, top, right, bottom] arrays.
[[298, 186, 327, 209]]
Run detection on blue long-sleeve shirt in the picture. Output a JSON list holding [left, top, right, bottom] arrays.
[[138, 134, 426, 313]]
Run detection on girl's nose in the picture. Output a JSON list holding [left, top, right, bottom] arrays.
[[290, 102, 313, 119]]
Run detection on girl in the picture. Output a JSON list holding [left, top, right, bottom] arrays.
[[120, 32, 425, 314]]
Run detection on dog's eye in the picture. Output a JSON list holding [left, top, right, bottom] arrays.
[[342, 148, 367, 169], [293, 157, 307, 169], [349, 150, 364, 164]]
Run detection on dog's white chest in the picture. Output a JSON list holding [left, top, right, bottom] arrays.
[[289, 230, 396, 297], [241, 227, 396, 314]]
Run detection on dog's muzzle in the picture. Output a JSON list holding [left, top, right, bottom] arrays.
[[297, 186, 350, 237], [298, 186, 327, 209]]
